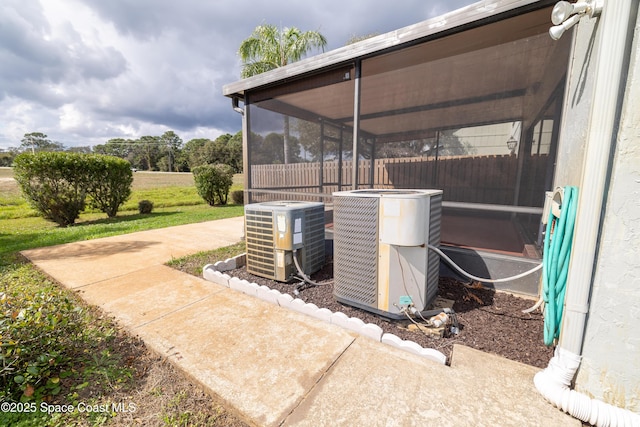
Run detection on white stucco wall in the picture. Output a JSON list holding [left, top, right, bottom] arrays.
[[574, 11, 640, 412]]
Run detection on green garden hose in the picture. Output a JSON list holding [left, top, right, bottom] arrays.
[[543, 186, 578, 346]]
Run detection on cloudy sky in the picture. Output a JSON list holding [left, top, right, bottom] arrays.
[[0, 0, 478, 150]]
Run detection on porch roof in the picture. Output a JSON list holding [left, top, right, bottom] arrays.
[[222, 0, 555, 100], [222, 0, 562, 137]]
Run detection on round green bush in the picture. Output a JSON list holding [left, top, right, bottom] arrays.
[[13, 152, 135, 226], [192, 163, 234, 206], [231, 190, 244, 205], [85, 155, 133, 218], [138, 200, 154, 214], [13, 152, 89, 226]]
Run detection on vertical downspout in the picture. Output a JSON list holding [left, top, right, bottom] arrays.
[[351, 60, 362, 190], [559, 0, 635, 356], [535, 2, 640, 425], [235, 96, 252, 203], [512, 122, 526, 209], [369, 137, 376, 189], [319, 119, 325, 197], [338, 127, 344, 191], [433, 131, 440, 186]]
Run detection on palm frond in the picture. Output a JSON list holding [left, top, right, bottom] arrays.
[[238, 24, 327, 78]]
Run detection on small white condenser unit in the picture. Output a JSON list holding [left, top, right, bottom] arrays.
[[244, 201, 325, 282], [332, 189, 442, 319]]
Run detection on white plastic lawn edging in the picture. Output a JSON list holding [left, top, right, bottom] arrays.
[[382, 333, 448, 364], [202, 256, 447, 365], [202, 253, 246, 287]]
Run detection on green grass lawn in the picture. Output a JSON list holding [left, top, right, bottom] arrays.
[[0, 170, 247, 426], [0, 169, 244, 265], [166, 241, 246, 277], [0, 204, 244, 266], [0, 168, 243, 220]]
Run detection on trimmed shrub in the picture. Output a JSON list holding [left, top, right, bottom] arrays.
[[192, 163, 234, 206], [231, 190, 244, 205], [13, 152, 89, 226], [138, 200, 154, 214], [13, 152, 136, 226], [86, 155, 133, 218]]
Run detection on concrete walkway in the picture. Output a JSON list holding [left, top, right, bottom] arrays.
[[21, 216, 579, 427]]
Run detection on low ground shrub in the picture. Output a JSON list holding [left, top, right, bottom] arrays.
[[192, 164, 234, 206], [0, 265, 91, 402], [138, 199, 154, 214], [231, 190, 244, 205]]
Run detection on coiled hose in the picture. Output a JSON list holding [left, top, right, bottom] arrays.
[[543, 186, 578, 346]]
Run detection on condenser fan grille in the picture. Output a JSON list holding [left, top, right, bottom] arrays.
[[426, 194, 442, 304], [245, 209, 275, 278], [302, 207, 326, 273], [333, 196, 379, 307]]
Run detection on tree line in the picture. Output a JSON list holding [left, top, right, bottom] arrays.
[[0, 131, 243, 173]]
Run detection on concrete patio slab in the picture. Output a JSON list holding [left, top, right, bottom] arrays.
[[19, 216, 582, 426], [77, 265, 226, 329], [449, 345, 578, 426], [22, 238, 168, 288], [21, 217, 244, 288], [283, 337, 452, 426], [284, 339, 579, 427], [135, 287, 357, 427]]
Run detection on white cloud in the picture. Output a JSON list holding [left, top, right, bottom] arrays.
[[1, 100, 37, 147], [0, 0, 477, 150], [59, 104, 85, 131]]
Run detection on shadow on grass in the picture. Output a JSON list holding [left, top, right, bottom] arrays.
[[79, 204, 241, 227], [77, 211, 178, 226], [1, 204, 243, 266], [0, 213, 176, 261]]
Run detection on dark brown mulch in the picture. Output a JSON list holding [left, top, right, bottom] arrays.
[[226, 256, 553, 369]]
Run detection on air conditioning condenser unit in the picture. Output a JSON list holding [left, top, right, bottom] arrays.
[[332, 189, 442, 319], [244, 201, 325, 282]]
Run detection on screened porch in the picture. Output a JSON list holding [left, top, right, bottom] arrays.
[[224, 1, 571, 292]]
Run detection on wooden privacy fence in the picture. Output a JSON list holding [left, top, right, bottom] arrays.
[[250, 154, 549, 206]]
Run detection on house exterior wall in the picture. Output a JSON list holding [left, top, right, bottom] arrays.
[[552, 20, 599, 188], [574, 11, 640, 412]]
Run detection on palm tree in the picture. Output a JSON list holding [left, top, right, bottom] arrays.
[[239, 25, 327, 163]]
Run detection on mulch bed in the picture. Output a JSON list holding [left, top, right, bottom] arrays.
[[226, 256, 553, 369]]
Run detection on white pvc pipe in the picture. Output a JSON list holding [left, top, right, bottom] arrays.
[[534, 348, 640, 426]]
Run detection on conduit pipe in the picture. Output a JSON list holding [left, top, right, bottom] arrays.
[[535, 1, 640, 425], [427, 244, 542, 283]]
